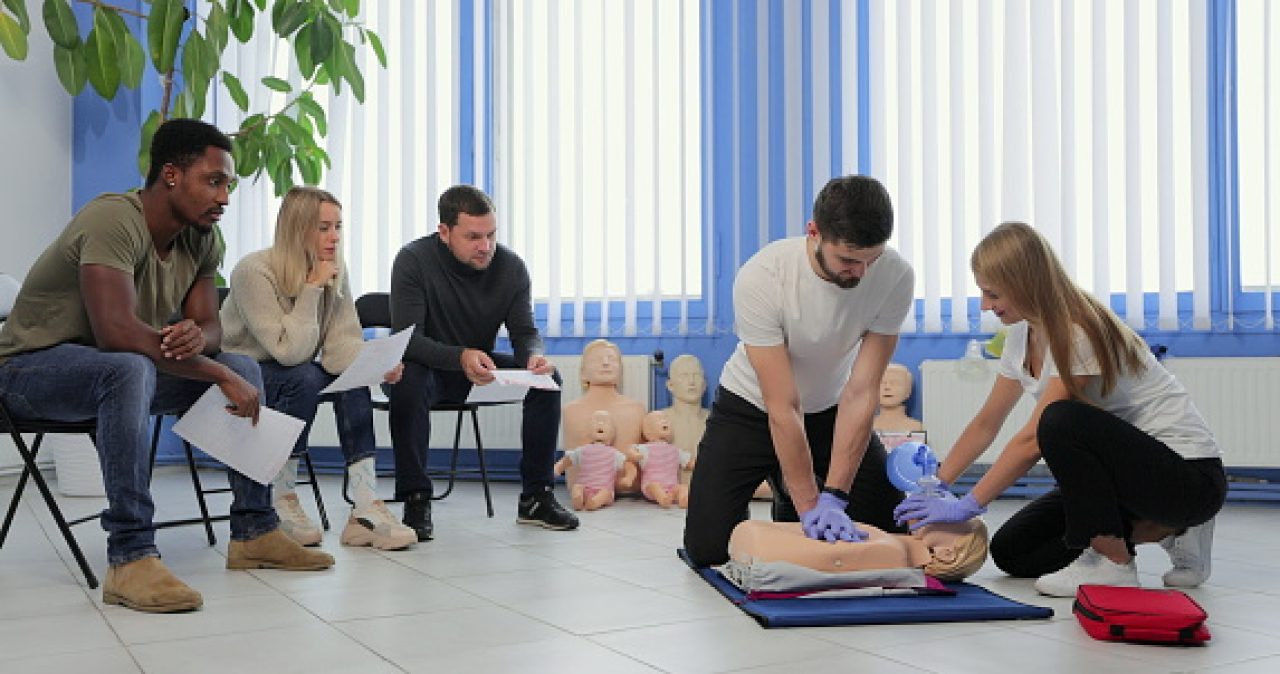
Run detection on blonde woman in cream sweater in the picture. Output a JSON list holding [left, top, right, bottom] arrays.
[[221, 187, 415, 551]]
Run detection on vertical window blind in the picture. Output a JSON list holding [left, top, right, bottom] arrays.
[[864, 0, 1207, 333]]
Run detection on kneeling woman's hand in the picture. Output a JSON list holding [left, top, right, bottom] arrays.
[[894, 492, 986, 531]]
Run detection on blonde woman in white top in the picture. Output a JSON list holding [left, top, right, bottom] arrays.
[[894, 222, 1225, 596], [221, 187, 415, 550]]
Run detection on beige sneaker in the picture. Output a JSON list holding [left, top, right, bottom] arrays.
[[273, 493, 322, 546], [341, 500, 418, 550]]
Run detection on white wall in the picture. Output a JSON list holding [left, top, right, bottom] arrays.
[[0, 28, 73, 472]]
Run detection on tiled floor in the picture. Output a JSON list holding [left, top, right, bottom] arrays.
[[2, 468, 1279, 673]]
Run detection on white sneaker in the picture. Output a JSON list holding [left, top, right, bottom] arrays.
[[1161, 519, 1214, 588], [1034, 548, 1139, 597], [341, 501, 418, 551], [273, 493, 323, 546]]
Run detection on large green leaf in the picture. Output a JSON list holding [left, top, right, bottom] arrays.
[[297, 94, 327, 137], [207, 1, 229, 54], [52, 43, 87, 94], [273, 115, 310, 146], [364, 28, 386, 69], [3, 0, 29, 32], [261, 75, 291, 93], [147, 0, 184, 74], [304, 16, 332, 65], [84, 11, 120, 97], [229, 0, 255, 43], [41, 0, 77, 49], [274, 1, 311, 38], [101, 9, 142, 90], [0, 11, 27, 60], [181, 32, 215, 118], [292, 21, 315, 77], [296, 150, 321, 185], [339, 42, 364, 102], [137, 109, 161, 177], [222, 71, 249, 111], [342, 0, 359, 19]]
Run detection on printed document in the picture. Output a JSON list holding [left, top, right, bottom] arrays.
[[465, 369, 560, 404], [319, 326, 413, 394], [171, 385, 305, 485]]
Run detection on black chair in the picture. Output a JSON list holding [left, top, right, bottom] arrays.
[[343, 292, 504, 517], [0, 398, 100, 588], [150, 285, 329, 545]]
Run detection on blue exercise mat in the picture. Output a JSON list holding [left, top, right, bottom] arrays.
[[678, 549, 1054, 628]]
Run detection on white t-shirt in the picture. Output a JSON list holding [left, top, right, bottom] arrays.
[[997, 320, 1221, 460], [719, 237, 915, 413]]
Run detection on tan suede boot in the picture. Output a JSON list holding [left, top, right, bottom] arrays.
[[226, 528, 335, 570], [102, 557, 203, 613]]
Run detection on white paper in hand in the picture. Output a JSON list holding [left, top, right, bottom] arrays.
[[171, 385, 305, 485], [464, 369, 561, 404], [319, 326, 413, 395]]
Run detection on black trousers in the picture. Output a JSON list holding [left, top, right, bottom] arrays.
[[682, 387, 905, 567], [990, 399, 1227, 577], [387, 355, 562, 500]]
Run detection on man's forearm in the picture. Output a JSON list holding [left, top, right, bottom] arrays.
[[768, 411, 820, 512], [825, 392, 878, 491]]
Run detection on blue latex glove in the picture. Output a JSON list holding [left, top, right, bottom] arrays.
[[893, 492, 986, 531], [800, 492, 869, 542]]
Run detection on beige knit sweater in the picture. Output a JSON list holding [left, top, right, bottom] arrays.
[[219, 249, 363, 374]]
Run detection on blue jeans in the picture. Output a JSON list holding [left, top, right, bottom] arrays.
[[257, 361, 377, 465], [387, 354, 561, 500], [0, 344, 278, 565]]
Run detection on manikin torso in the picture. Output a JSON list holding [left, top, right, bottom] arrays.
[[562, 340, 645, 493]]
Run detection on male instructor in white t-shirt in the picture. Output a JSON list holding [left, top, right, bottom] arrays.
[[683, 175, 915, 567]]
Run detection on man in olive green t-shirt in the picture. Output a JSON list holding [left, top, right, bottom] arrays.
[[0, 119, 332, 614]]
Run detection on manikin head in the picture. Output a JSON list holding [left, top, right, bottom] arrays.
[[641, 410, 674, 443], [437, 185, 498, 271], [580, 339, 623, 391], [879, 363, 913, 410], [589, 410, 617, 445], [666, 354, 707, 407]]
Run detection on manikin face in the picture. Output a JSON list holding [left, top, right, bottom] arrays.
[[582, 344, 621, 387], [439, 211, 497, 270], [806, 222, 884, 289], [590, 411, 615, 444], [975, 274, 1025, 325], [879, 368, 912, 408], [311, 202, 342, 262], [165, 147, 235, 233], [666, 358, 706, 405], [642, 411, 673, 442]]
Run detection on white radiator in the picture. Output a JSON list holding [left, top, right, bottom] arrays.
[[309, 354, 653, 451], [921, 357, 1280, 468]]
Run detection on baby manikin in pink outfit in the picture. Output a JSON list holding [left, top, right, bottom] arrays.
[[554, 410, 636, 510], [624, 411, 692, 508]]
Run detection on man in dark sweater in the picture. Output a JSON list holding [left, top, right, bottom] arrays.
[[388, 185, 579, 540]]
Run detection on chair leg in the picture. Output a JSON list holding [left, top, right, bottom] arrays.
[[2, 430, 99, 588], [183, 441, 217, 546], [301, 451, 329, 531], [469, 409, 494, 518], [432, 410, 466, 501], [0, 433, 37, 547]]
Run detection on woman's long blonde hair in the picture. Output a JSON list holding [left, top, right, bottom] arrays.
[[971, 222, 1147, 400], [269, 186, 344, 298]]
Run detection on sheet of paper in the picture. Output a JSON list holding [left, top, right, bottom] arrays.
[[463, 369, 560, 404], [319, 326, 413, 394], [171, 385, 306, 485]]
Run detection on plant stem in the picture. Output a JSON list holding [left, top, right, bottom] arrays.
[[77, 0, 148, 20]]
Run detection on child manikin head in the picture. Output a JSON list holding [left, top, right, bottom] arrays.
[[589, 410, 617, 445], [641, 410, 674, 443], [879, 363, 913, 409]]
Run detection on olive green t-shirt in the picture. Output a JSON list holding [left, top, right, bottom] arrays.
[[0, 192, 223, 362]]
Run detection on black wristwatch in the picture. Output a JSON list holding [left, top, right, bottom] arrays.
[[822, 486, 850, 502]]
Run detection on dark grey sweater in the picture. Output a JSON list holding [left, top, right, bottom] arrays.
[[390, 233, 543, 371]]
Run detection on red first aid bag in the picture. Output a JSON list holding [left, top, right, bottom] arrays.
[[1074, 584, 1211, 645]]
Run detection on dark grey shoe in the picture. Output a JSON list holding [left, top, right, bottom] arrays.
[[402, 491, 434, 541], [517, 488, 579, 530]]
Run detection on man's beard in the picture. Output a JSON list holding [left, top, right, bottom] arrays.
[[815, 244, 861, 289]]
